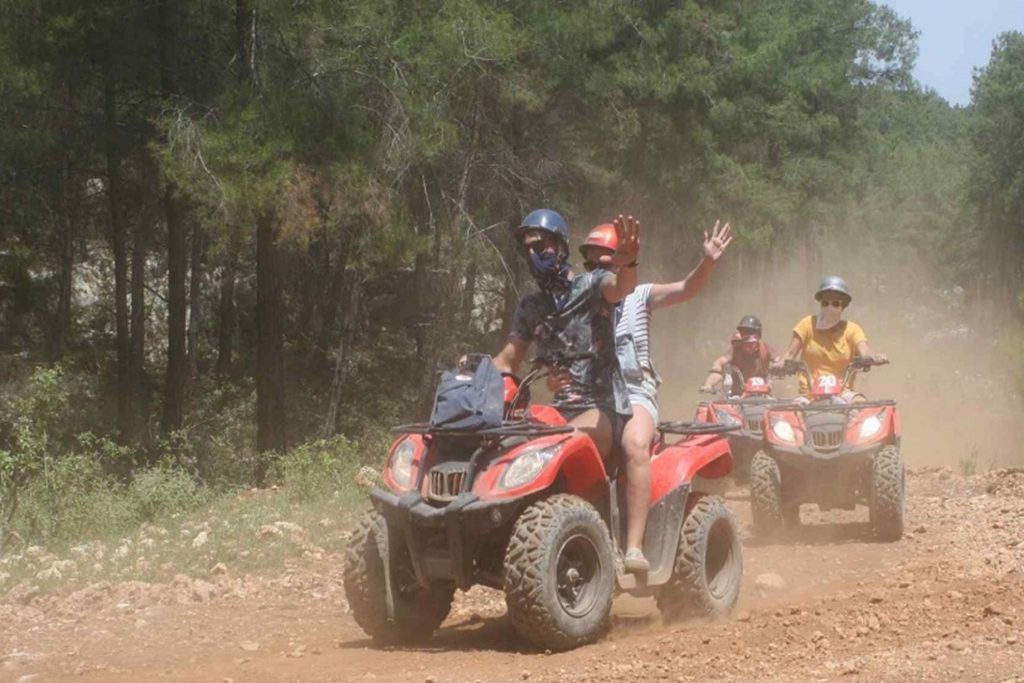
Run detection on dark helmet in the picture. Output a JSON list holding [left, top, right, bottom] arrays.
[[815, 275, 851, 303], [514, 209, 569, 245], [736, 314, 762, 335]]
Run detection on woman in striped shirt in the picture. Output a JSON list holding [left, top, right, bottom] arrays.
[[578, 220, 733, 573]]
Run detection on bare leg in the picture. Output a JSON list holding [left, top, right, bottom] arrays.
[[622, 404, 655, 554], [568, 408, 613, 459]]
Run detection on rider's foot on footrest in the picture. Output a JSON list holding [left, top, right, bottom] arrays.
[[624, 547, 650, 573]]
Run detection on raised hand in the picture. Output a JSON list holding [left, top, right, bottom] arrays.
[[703, 220, 733, 261], [599, 214, 641, 267]]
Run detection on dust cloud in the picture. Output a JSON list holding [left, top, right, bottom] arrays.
[[640, 235, 1024, 470]]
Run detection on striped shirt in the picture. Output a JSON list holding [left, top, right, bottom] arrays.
[[616, 283, 655, 375]]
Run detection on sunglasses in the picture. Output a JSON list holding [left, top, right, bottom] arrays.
[[820, 299, 846, 308], [522, 241, 549, 256]]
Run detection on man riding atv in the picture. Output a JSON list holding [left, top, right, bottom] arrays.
[[701, 315, 780, 396], [344, 208, 744, 650], [570, 219, 733, 573], [774, 276, 888, 401], [492, 208, 640, 460]]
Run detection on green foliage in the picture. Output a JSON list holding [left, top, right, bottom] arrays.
[[969, 31, 1024, 304], [275, 436, 366, 504], [127, 467, 205, 524], [959, 449, 979, 477], [0, 365, 76, 526]]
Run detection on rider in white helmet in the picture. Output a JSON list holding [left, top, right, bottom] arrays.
[[776, 276, 888, 402]]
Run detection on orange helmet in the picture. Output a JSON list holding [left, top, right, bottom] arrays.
[[578, 223, 619, 259]]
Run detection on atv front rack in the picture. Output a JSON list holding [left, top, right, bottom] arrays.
[[390, 421, 575, 438], [698, 397, 791, 407], [657, 421, 742, 436], [772, 399, 897, 413]]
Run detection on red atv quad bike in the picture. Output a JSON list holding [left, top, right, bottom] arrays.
[[343, 354, 743, 651], [750, 357, 903, 541], [696, 368, 790, 485]]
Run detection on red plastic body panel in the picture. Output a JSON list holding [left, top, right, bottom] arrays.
[[649, 435, 733, 502], [473, 432, 608, 502], [744, 377, 771, 395], [528, 404, 568, 425], [503, 375, 520, 403], [763, 411, 806, 447], [844, 405, 897, 446], [811, 374, 842, 399]]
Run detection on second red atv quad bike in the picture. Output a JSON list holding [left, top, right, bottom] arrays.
[[343, 353, 743, 651], [696, 369, 790, 485], [750, 357, 903, 541]]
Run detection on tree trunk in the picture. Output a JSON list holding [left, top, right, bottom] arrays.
[[130, 183, 153, 410], [256, 211, 286, 482], [187, 224, 205, 381], [51, 158, 77, 358], [158, 0, 187, 435], [215, 252, 237, 377], [312, 228, 351, 373], [161, 191, 188, 434], [235, 0, 256, 83], [103, 60, 132, 439], [322, 276, 361, 436]]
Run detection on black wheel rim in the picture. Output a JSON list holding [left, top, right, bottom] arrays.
[[555, 533, 603, 618], [705, 518, 738, 600]]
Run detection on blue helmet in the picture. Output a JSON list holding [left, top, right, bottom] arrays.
[[515, 209, 569, 245]]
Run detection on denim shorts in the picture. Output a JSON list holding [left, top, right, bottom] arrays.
[[625, 372, 659, 424]]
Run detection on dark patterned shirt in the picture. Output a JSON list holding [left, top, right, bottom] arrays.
[[509, 269, 632, 417]]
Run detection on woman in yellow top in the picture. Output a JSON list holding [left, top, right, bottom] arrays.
[[778, 276, 888, 402]]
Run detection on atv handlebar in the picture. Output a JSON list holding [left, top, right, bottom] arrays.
[[531, 352, 597, 369], [769, 357, 889, 386]]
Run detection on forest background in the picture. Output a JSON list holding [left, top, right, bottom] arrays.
[[1, 0, 1023, 548]]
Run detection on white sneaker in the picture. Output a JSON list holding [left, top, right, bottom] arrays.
[[624, 547, 650, 573]]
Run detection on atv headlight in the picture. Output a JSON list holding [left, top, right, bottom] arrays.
[[389, 438, 416, 489], [858, 415, 882, 440], [714, 408, 740, 426], [771, 420, 796, 444], [500, 444, 562, 490]]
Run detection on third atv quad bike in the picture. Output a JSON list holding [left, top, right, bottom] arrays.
[[696, 368, 790, 485], [344, 353, 743, 651], [750, 357, 904, 541]]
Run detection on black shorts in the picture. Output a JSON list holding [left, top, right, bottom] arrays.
[[558, 403, 631, 462]]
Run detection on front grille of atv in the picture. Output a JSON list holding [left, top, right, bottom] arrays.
[[428, 464, 469, 502], [811, 430, 843, 451], [745, 418, 764, 435]]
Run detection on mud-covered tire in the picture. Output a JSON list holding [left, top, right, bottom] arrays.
[[656, 494, 743, 622], [870, 445, 905, 542], [343, 511, 454, 644], [503, 494, 615, 651], [750, 450, 784, 536]]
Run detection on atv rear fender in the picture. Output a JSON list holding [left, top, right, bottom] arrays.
[[649, 434, 733, 502]]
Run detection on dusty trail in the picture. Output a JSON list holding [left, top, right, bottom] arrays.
[[3, 469, 1023, 683]]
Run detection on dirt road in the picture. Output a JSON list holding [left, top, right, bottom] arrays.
[[3, 468, 1023, 683]]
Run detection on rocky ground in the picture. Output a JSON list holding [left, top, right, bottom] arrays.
[[2, 467, 1023, 682]]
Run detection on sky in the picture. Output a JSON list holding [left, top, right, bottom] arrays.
[[882, 0, 1024, 106]]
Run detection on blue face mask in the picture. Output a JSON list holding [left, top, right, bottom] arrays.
[[528, 250, 571, 295]]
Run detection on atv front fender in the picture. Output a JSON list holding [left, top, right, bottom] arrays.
[[472, 431, 608, 503]]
